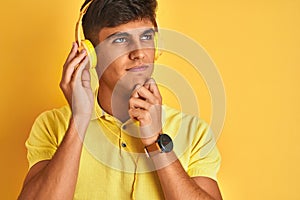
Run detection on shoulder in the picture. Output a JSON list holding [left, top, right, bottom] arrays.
[[34, 105, 71, 127], [162, 104, 215, 156], [29, 105, 71, 145], [162, 105, 221, 180], [162, 105, 209, 135], [25, 106, 71, 168]]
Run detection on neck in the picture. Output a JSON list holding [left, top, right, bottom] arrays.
[[97, 84, 131, 123]]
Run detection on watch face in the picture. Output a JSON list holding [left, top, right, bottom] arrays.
[[158, 134, 173, 153]]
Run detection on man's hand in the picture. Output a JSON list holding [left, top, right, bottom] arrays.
[[128, 79, 162, 146], [60, 43, 94, 136]]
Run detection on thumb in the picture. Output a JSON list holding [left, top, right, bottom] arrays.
[[131, 84, 142, 98], [81, 68, 91, 89]]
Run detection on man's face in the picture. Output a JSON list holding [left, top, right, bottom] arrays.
[[96, 19, 156, 93]]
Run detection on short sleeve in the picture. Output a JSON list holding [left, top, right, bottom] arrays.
[[187, 123, 221, 182], [25, 107, 70, 169]]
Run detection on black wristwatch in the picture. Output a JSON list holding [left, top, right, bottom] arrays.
[[144, 134, 173, 157]]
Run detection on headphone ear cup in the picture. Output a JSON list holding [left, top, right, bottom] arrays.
[[80, 39, 97, 68]]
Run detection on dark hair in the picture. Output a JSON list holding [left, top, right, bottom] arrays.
[[81, 0, 158, 46]]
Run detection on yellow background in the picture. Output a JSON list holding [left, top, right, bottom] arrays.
[[1, 0, 299, 199]]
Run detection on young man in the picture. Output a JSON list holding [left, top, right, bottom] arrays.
[[19, 0, 222, 199]]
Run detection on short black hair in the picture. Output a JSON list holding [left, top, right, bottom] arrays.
[[81, 0, 158, 46]]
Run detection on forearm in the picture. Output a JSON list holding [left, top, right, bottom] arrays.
[[153, 151, 215, 200], [19, 118, 86, 200]]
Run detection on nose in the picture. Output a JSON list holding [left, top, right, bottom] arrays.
[[129, 49, 146, 60], [129, 41, 146, 60]]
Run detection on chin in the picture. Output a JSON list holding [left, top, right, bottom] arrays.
[[112, 75, 147, 95], [134, 75, 150, 84], [128, 76, 149, 91]]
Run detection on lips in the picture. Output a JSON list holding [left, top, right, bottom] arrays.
[[126, 65, 149, 72]]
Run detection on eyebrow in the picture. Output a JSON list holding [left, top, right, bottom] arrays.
[[106, 28, 155, 40], [142, 28, 155, 35], [106, 32, 130, 40]]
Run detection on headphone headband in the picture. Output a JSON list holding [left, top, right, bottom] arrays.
[[75, 0, 94, 45]]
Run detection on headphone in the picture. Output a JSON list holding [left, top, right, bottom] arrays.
[[75, 0, 161, 69], [75, 1, 97, 69]]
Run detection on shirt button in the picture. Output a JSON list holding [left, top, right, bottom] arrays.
[[122, 125, 127, 130], [121, 143, 127, 148]]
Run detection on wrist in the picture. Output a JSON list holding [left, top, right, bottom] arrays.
[[70, 115, 90, 139], [151, 150, 178, 170], [141, 132, 161, 146], [72, 113, 92, 124]]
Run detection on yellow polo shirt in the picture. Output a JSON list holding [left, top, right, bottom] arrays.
[[25, 71, 221, 199], [26, 104, 221, 199]]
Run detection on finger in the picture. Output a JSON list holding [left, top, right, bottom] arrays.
[[131, 84, 142, 98], [128, 108, 137, 121], [64, 42, 78, 68], [128, 108, 149, 124], [69, 49, 87, 70], [143, 78, 154, 90], [145, 78, 162, 99], [61, 43, 77, 84], [63, 50, 87, 84], [129, 97, 151, 110], [144, 80, 151, 90], [135, 86, 158, 104], [72, 56, 89, 82]]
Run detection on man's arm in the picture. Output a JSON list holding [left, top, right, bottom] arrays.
[[128, 79, 222, 200], [19, 119, 84, 200], [19, 43, 93, 199], [153, 151, 222, 200]]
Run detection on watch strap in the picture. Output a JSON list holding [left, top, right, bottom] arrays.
[[144, 140, 161, 158]]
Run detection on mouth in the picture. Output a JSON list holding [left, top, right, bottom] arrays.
[[126, 65, 149, 72]]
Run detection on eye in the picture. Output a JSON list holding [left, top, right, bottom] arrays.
[[112, 37, 127, 43], [141, 34, 154, 41]]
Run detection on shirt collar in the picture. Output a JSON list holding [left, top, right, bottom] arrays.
[[91, 89, 168, 124], [90, 94, 138, 129]]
